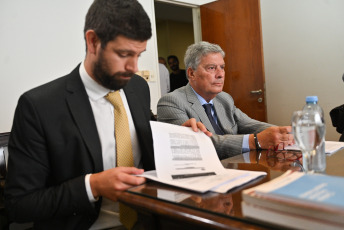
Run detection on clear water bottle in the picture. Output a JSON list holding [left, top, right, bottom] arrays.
[[302, 96, 326, 173]]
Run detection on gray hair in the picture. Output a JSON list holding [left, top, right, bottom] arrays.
[[184, 41, 225, 74]]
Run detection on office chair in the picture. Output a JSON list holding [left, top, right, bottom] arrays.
[[0, 132, 10, 229], [330, 104, 344, 141], [0, 133, 34, 230]]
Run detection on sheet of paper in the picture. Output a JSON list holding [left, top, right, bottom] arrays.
[[284, 141, 344, 156], [141, 169, 266, 193], [139, 121, 266, 193], [211, 169, 269, 193], [150, 121, 225, 180], [323, 141, 344, 155]]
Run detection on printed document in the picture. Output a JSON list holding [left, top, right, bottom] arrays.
[[139, 121, 266, 193]]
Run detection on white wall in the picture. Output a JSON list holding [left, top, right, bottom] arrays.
[[0, 0, 160, 132], [261, 0, 344, 141], [137, 0, 161, 115], [2, 0, 344, 141]]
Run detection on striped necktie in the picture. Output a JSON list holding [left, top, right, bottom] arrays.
[[203, 103, 225, 135]]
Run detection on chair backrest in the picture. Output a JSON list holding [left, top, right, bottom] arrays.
[[0, 132, 10, 182], [0, 133, 9, 230]]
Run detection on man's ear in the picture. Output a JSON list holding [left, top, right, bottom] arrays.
[[85, 30, 100, 55], [187, 67, 195, 80]]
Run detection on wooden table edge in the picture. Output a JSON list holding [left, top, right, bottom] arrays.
[[118, 190, 270, 230]]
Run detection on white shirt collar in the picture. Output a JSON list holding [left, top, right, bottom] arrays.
[[190, 86, 214, 105]]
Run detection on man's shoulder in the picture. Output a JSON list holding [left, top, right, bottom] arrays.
[[26, 72, 74, 97], [158, 63, 169, 75], [169, 85, 188, 97], [126, 74, 149, 91], [158, 85, 188, 103], [178, 69, 187, 77], [217, 91, 233, 100], [21, 65, 81, 102], [214, 91, 235, 106], [170, 69, 186, 77]]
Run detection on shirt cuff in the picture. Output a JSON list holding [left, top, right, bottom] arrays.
[[242, 152, 251, 163], [242, 134, 250, 153], [85, 174, 98, 202]]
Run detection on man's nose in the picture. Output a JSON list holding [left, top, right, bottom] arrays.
[[215, 68, 225, 77], [126, 58, 138, 73]]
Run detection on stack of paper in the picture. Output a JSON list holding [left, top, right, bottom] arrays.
[[140, 121, 266, 193], [242, 170, 344, 229], [284, 141, 344, 156]]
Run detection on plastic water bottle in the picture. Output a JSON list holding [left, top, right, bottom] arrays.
[[302, 96, 326, 173]]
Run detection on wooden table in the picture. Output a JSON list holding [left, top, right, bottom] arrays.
[[118, 149, 344, 229]]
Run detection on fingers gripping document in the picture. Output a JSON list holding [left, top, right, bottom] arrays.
[[138, 121, 266, 193]]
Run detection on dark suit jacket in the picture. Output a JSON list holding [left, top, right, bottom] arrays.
[[330, 104, 344, 141], [5, 65, 155, 229]]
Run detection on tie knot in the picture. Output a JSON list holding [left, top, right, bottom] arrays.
[[105, 91, 122, 108], [203, 103, 213, 113]]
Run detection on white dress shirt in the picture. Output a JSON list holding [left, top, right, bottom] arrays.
[[159, 63, 170, 96], [79, 62, 142, 229]]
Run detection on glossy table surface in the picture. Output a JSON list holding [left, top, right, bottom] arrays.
[[120, 149, 344, 229]]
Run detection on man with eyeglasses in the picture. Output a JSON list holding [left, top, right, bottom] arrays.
[[157, 41, 294, 159]]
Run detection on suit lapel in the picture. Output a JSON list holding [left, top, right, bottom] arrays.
[[185, 84, 216, 134], [123, 82, 155, 170], [213, 93, 238, 134], [123, 86, 147, 128], [65, 66, 103, 172], [213, 96, 232, 134]]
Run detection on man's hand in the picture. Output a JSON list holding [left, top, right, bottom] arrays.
[[90, 167, 146, 201], [250, 126, 294, 150], [182, 118, 212, 137]]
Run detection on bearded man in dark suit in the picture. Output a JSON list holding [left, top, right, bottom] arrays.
[[5, 1, 209, 229]]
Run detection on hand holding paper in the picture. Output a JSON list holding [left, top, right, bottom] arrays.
[[139, 121, 266, 193]]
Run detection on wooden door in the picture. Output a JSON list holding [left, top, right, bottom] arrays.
[[200, 0, 267, 122]]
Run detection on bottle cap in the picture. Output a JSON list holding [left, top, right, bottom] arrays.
[[306, 96, 318, 103]]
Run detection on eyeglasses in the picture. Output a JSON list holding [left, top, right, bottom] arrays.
[[267, 143, 302, 163]]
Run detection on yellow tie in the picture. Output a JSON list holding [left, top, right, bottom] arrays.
[[105, 91, 137, 230]]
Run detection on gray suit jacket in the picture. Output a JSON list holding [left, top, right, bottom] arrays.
[[157, 84, 273, 158]]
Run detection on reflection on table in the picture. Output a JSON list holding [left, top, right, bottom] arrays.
[[119, 149, 344, 230]]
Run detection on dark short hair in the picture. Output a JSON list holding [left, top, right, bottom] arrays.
[[167, 55, 179, 62], [84, 0, 152, 49]]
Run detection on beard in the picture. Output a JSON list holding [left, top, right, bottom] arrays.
[[93, 51, 134, 91], [170, 64, 179, 71]]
